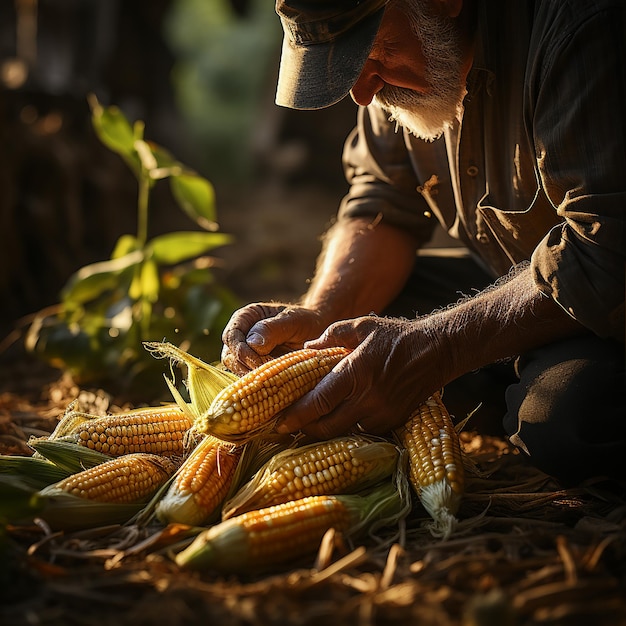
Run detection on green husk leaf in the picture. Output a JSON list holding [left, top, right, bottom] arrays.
[[33, 491, 145, 531], [46, 404, 101, 440], [28, 439, 113, 474], [162, 375, 197, 422], [0, 475, 45, 523], [354, 453, 413, 539], [0, 454, 71, 489], [144, 341, 238, 419]]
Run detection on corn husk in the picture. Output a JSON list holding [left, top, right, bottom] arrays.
[[28, 439, 113, 474], [143, 341, 238, 421]]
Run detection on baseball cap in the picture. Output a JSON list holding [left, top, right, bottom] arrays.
[[275, 0, 387, 110]]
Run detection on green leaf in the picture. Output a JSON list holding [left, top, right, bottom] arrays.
[[0, 476, 44, 523], [34, 492, 144, 531], [149, 142, 181, 169], [149, 231, 232, 265], [0, 455, 70, 489], [29, 440, 113, 474], [88, 95, 138, 168], [170, 173, 217, 229], [112, 234, 140, 259], [139, 298, 153, 337], [140, 258, 160, 303], [61, 251, 143, 305], [129, 265, 143, 301]]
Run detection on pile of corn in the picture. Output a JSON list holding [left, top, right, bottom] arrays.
[[1, 342, 468, 572]]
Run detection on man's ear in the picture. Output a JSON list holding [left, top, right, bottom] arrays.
[[435, 0, 464, 18]]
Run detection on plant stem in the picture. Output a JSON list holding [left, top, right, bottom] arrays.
[[137, 175, 150, 249]]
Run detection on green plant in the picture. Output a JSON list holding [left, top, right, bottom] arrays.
[[25, 96, 238, 393]]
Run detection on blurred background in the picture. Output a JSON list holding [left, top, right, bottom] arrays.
[[0, 0, 359, 340]]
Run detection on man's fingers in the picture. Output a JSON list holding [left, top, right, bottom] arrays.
[[305, 317, 372, 351], [248, 307, 318, 355], [304, 325, 344, 350], [221, 342, 272, 375], [301, 405, 360, 440], [276, 369, 348, 434]]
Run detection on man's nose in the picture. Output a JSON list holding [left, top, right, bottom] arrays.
[[350, 59, 385, 106]]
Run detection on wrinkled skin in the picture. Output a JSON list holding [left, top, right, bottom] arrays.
[[220, 303, 330, 375], [274, 314, 454, 440], [220, 302, 452, 439]]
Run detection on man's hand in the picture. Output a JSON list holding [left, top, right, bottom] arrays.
[[274, 266, 584, 440], [221, 218, 420, 373], [220, 303, 330, 375], [275, 315, 452, 439]]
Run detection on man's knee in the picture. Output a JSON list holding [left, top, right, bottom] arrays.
[[503, 335, 625, 483]]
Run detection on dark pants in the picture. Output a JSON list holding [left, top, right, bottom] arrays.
[[385, 251, 626, 483]]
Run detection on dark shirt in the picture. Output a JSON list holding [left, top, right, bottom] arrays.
[[338, 0, 626, 341]]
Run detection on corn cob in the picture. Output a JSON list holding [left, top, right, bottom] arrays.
[[61, 406, 193, 457], [194, 347, 350, 443], [175, 479, 406, 572], [222, 435, 399, 519], [39, 453, 178, 504], [156, 435, 243, 526], [397, 392, 464, 538]]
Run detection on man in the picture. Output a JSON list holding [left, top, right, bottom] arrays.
[[221, 0, 625, 482]]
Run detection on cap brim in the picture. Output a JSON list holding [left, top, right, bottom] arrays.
[[275, 8, 384, 110]]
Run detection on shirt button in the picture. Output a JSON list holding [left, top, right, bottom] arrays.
[[476, 233, 489, 243], [466, 165, 479, 177]]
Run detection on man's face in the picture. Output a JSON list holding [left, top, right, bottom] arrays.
[[350, 1, 469, 141]]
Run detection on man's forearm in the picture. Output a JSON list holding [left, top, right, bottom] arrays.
[[422, 264, 586, 380], [300, 216, 419, 323]]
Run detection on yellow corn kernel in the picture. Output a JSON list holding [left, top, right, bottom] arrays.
[[398, 392, 464, 538], [39, 453, 178, 504], [156, 435, 243, 526], [70, 406, 193, 457], [222, 435, 399, 519], [195, 347, 350, 442]]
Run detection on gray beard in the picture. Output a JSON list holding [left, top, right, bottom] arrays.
[[373, 1, 467, 142]]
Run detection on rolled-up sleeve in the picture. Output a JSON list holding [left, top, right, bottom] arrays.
[[530, 6, 626, 341], [338, 105, 437, 248]]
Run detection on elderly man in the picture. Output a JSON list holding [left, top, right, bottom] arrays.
[[221, 0, 625, 482]]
